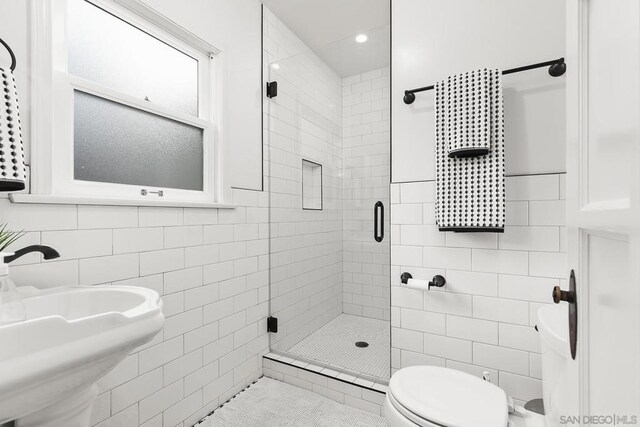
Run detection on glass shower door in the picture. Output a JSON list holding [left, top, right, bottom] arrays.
[[265, 23, 391, 384]]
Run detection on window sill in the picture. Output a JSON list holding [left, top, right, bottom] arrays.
[[9, 194, 237, 209]]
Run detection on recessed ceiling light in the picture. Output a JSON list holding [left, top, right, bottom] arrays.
[[270, 63, 280, 70], [355, 34, 368, 43]]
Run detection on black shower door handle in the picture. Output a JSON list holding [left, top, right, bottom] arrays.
[[374, 201, 384, 242]]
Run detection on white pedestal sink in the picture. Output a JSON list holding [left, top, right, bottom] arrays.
[[0, 285, 164, 426]]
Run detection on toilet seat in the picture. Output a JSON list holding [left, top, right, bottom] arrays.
[[386, 366, 509, 427], [385, 390, 438, 426]]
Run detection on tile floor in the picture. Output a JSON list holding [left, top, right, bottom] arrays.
[[285, 314, 390, 382], [197, 377, 387, 427]]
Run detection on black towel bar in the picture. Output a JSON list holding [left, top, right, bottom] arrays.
[[403, 57, 566, 104]]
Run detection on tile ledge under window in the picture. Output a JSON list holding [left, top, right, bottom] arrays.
[[9, 194, 237, 209]]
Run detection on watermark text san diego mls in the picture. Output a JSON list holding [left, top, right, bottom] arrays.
[[560, 415, 638, 425]]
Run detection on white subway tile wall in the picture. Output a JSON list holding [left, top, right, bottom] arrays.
[[264, 8, 344, 353], [1, 187, 269, 427], [342, 68, 391, 321], [390, 173, 567, 404]]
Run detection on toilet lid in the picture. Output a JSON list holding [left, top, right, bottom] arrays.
[[389, 366, 508, 427]]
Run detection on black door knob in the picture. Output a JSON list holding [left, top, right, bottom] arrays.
[[552, 285, 576, 304]]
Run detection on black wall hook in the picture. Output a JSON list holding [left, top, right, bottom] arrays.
[[0, 37, 17, 72]]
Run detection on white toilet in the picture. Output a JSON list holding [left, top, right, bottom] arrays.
[[384, 304, 572, 427]]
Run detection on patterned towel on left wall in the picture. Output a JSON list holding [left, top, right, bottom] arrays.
[[434, 69, 505, 232], [0, 66, 26, 191]]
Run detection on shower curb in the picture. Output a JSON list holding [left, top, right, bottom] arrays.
[[262, 354, 387, 416]]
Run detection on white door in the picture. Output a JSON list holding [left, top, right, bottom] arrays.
[[566, 0, 640, 425]]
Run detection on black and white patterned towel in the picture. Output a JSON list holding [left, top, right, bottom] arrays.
[[440, 69, 503, 158], [0, 67, 26, 191], [434, 69, 505, 232]]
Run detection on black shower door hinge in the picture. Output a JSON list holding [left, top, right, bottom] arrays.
[[267, 316, 278, 333], [266, 81, 278, 98]]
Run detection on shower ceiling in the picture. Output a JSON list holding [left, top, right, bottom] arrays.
[[261, 0, 390, 76]]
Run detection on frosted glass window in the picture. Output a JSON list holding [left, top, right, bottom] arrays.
[[302, 160, 322, 210], [67, 0, 199, 116], [74, 91, 204, 191]]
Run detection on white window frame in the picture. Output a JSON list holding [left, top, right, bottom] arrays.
[[25, 0, 231, 206]]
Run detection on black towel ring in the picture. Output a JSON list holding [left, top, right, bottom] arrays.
[[0, 37, 17, 72]]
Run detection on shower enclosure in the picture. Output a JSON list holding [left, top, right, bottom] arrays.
[[265, 21, 391, 384]]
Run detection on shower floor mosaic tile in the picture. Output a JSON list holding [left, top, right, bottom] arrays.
[[197, 377, 386, 427], [285, 314, 390, 381]]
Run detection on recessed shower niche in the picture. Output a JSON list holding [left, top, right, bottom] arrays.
[[302, 159, 322, 210]]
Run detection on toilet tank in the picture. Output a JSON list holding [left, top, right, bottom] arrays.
[[537, 304, 577, 426]]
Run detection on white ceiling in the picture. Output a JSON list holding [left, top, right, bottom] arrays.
[[262, 0, 390, 76]]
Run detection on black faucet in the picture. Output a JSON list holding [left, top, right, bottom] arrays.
[[4, 245, 60, 264]]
